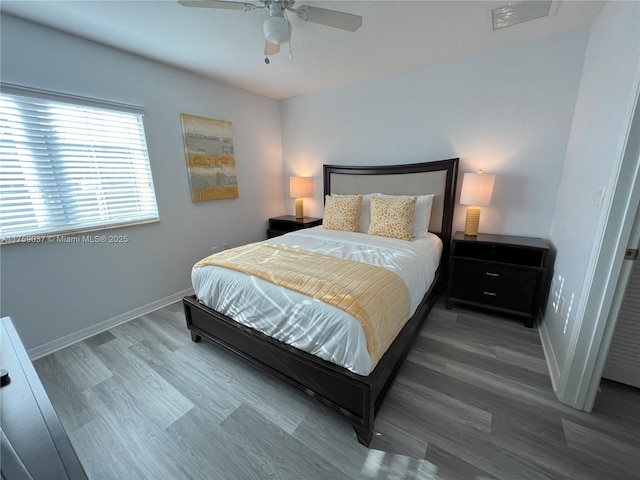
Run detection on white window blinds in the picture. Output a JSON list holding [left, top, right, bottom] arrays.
[[0, 85, 159, 244]]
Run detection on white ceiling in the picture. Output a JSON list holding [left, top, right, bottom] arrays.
[[1, 0, 605, 100]]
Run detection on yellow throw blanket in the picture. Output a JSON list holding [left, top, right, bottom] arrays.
[[194, 242, 410, 368]]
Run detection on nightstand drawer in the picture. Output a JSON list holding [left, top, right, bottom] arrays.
[[269, 219, 306, 232], [450, 260, 538, 313], [267, 216, 322, 239]]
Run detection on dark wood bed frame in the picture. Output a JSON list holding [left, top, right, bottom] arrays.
[[183, 158, 459, 446]]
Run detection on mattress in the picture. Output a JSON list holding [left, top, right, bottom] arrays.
[[192, 226, 442, 375]]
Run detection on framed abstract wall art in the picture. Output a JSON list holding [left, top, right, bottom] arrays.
[[180, 113, 238, 202]]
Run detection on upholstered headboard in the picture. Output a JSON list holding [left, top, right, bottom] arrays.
[[324, 158, 458, 238]]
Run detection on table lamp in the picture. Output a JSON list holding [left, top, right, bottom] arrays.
[[290, 176, 313, 219], [459, 170, 496, 237]]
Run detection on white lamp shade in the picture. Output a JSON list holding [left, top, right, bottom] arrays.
[[460, 172, 496, 206], [290, 176, 313, 198], [263, 15, 290, 45]]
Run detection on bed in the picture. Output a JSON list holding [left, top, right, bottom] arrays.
[[183, 158, 459, 446]]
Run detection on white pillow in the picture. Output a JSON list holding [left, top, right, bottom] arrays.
[[372, 193, 434, 237], [332, 193, 372, 233]]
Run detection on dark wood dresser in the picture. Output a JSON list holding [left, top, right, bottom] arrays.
[[1, 317, 87, 480], [446, 232, 552, 327]]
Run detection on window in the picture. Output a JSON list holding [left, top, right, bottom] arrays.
[[0, 85, 159, 244]]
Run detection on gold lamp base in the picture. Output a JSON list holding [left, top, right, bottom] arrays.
[[295, 198, 304, 219], [464, 205, 481, 237]]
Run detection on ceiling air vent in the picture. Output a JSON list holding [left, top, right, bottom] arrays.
[[491, 1, 553, 30]]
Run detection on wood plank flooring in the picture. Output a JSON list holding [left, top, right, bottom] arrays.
[[33, 298, 640, 480]]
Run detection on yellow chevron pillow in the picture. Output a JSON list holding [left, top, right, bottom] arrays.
[[323, 194, 363, 232], [368, 196, 417, 240]]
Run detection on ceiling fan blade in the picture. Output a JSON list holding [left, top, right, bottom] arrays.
[[178, 0, 261, 11], [294, 5, 362, 32], [264, 40, 280, 56]]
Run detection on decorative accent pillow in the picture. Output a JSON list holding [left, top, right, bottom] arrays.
[[368, 196, 417, 240], [332, 193, 372, 233], [323, 194, 363, 232], [372, 193, 434, 237]]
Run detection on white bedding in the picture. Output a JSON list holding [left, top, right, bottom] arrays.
[[192, 227, 442, 376]]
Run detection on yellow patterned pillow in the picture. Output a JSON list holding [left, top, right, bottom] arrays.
[[368, 196, 417, 240], [323, 194, 363, 232]]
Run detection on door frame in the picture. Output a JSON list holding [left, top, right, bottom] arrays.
[[600, 208, 640, 387], [572, 83, 640, 411]]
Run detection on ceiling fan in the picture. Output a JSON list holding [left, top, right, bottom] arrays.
[[178, 0, 362, 61]]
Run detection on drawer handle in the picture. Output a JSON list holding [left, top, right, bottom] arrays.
[[486, 272, 500, 277], [483, 291, 497, 296]]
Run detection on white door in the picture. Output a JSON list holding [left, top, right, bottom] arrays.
[[602, 213, 640, 388]]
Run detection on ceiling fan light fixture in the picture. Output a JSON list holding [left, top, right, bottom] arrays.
[[263, 15, 290, 45], [179, 0, 363, 55]]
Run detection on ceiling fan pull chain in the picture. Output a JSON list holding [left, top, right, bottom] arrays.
[[285, 10, 293, 60]]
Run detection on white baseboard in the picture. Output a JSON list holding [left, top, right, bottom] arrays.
[[28, 288, 194, 360], [538, 317, 561, 392]]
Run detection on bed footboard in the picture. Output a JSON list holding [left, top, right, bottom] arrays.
[[183, 295, 374, 439], [182, 269, 440, 446]]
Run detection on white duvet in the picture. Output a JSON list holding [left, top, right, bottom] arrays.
[[192, 227, 442, 376]]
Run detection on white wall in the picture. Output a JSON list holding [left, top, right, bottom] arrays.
[[542, 1, 640, 399], [0, 15, 284, 353], [280, 30, 590, 238]]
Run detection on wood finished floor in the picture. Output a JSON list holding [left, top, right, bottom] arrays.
[[34, 298, 640, 480]]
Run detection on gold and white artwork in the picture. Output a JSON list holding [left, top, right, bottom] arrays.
[[180, 113, 238, 202]]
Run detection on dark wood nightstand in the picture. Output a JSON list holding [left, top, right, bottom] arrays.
[[267, 215, 322, 239], [446, 231, 552, 328]]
